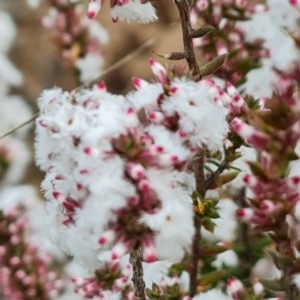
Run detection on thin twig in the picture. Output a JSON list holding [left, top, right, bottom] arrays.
[[129, 249, 146, 300], [174, 0, 203, 296], [0, 112, 40, 140], [0, 38, 154, 140]]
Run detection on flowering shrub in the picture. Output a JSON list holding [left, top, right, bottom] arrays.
[[2, 0, 300, 299]]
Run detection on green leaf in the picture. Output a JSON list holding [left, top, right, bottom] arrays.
[[200, 54, 228, 77], [247, 161, 268, 179], [200, 270, 230, 285], [202, 218, 215, 234], [200, 245, 228, 256]]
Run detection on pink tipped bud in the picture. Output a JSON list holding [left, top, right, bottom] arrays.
[[10, 256, 21, 266], [149, 59, 168, 84], [98, 230, 116, 245], [242, 174, 258, 187], [235, 0, 246, 8], [216, 40, 228, 56], [219, 90, 231, 105], [253, 281, 264, 296], [169, 86, 179, 95], [84, 146, 99, 157], [127, 195, 140, 206], [148, 111, 164, 123], [16, 270, 26, 280], [126, 163, 146, 180], [287, 176, 300, 190], [159, 154, 179, 166], [236, 208, 254, 222], [125, 107, 139, 127], [111, 242, 128, 260], [260, 200, 275, 213], [148, 145, 164, 156], [226, 82, 239, 97], [213, 96, 223, 107], [52, 191, 65, 204], [138, 179, 151, 192], [226, 277, 244, 297], [10, 234, 21, 245], [88, 0, 102, 19], [72, 277, 86, 286], [121, 264, 132, 277], [261, 151, 272, 170], [177, 129, 189, 140], [232, 95, 245, 107], [231, 118, 269, 148], [132, 77, 148, 89], [142, 237, 157, 262], [97, 81, 107, 92], [196, 0, 209, 10]]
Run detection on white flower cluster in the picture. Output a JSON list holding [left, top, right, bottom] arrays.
[[87, 0, 157, 23], [35, 60, 229, 272]]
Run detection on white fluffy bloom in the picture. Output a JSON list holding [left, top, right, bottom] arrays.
[[76, 53, 105, 82], [193, 289, 232, 300], [240, 0, 300, 97], [111, 0, 158, 23], [35, 63, 230, 271]]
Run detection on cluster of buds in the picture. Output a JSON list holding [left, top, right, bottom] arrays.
[[42, 0, 108, 82], [0, 207, 64, 300], [35, 59, 234, 279], [86, 0, 157, 23], [191, 0, 269, 85], [232, 66, 300, 297], [73, 262, 134, 299]]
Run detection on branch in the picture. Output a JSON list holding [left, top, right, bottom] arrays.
[[174, 0, 203, 296], [129, 249, 146, 300], [0, 38, 154, 140], [205, 159, 228, 190]]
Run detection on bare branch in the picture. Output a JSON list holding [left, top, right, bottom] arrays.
[[130, 249, 146, 300]]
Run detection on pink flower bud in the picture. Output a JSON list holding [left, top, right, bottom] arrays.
[[84, 146, 99, 157], [235, 0, 246, 8], [253, 281, 264, 295], [10, 256, 21, 266], [260, 200, 275, 214], [231, 118, 269, 148], [125, 107, 139, 127], [196, 0, 209, 10], [159, 154, 179, 166], [126, 162, 146, 180], [149, 59, 168, 84], [132, 77, 148, 89], [236, 208, 254, 222], [226, 82, 239, 97], [226, 277, 244, 297], [242, 174, 258, 188], [148, 111, 164, 124], [52, 191, 65, 204], [111, 242, 129, 260], [97, 81, 107, 92], [88, 0, 103, 19], [98, 230, 116, 245], [261, 151, 272, 170]]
